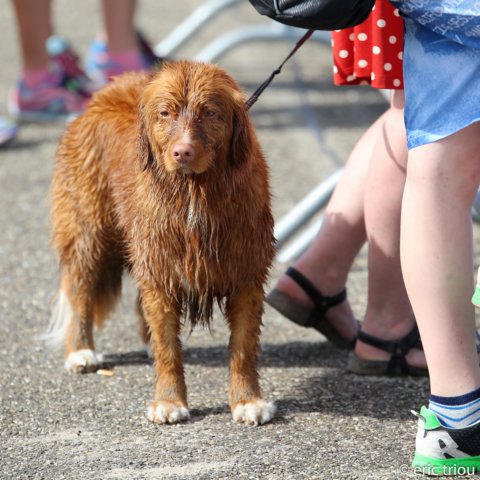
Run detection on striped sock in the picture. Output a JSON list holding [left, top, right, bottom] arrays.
[[429, 386, 480, 428]]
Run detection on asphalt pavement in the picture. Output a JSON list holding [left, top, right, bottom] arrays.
[[1, 1, 470, 479]]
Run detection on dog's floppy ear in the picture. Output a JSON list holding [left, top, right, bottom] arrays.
[[231, 98, 255, 167], [137, 106, 155, 171]]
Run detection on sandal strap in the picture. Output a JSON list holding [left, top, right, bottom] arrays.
[[285, 267, 346, 327], [357, 325, 421, 375]]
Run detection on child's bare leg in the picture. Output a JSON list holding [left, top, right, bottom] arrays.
[[401, 123, 480, 395]]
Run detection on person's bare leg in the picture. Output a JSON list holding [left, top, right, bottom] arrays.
[[272, 109, 386, 342], [12, 0, 52, 70], [401, 122, 480, 395], [101, 0, 139, 53], [356, 91, 425, 367]]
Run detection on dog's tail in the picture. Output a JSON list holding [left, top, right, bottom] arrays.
[[40, 289, 72, 348]]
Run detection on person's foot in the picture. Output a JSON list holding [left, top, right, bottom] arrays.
[[354, 321, 427, 370], [46, 35, 95, 97], [7, 36, 94, 123], [272, 267, 357, 343], [8, 35, 93, 124], [85, 32, 162, 87], [412, 406, 480, 475], [7, 68, 88, 123]]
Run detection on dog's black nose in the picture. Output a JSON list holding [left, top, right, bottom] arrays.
[[172, 143, 195, 163]]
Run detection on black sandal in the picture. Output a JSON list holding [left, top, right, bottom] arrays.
[[348, 325, 428, 376], [266, 267, 356, 350]]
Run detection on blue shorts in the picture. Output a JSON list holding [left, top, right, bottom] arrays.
[[389, 0, 480, 149]]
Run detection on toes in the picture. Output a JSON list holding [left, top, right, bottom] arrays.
[[232, 399, 276, 426], [147, 401, 190, 424], [65, 349, 104, 373]]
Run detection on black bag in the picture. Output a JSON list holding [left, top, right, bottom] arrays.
[[248, 0, 376, 31]]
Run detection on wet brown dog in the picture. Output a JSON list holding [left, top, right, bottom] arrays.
[[47, 60, 276, 425]]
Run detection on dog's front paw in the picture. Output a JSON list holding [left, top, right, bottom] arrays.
[[147, 400, 190, 424], [65, 349, 104, 373], [232, 399, 276, 426]]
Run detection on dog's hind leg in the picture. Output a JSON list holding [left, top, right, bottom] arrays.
[[48, 254, 123, 373], [63, 272, 103, 373], [140, 287, 190, 424], [226, 285, 276, 426], [50, 125, 125, 372]]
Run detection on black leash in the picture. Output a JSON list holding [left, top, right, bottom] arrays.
[[245, 29, 315, 111]]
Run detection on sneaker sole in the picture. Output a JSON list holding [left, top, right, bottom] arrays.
[[7, 96, 80, 124], [8, 109, 78, 124], [413, 452, 480, 476], [0, 124, 18, 147]]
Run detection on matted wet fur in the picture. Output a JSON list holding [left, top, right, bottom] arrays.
[[48, 60, 276, 425]]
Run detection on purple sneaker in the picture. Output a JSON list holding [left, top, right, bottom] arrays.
[[85, 31, 162, 87], [8, 67, 89, 123], [8, 36, 93, 123], [46, 36, 95, 96]]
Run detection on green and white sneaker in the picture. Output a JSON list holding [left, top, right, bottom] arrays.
[[472, 266, 480, 307], [412, 406, 480, 476], [472, 285, 480, 307]]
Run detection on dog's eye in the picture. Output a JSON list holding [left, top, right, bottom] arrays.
[[160, 110, 170, 118], [205, 110, 216, 118]]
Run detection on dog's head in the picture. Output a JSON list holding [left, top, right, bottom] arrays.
[[138, 61, 255, 175]]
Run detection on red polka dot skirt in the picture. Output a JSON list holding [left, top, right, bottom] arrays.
[[332, 0, 404, 89]]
